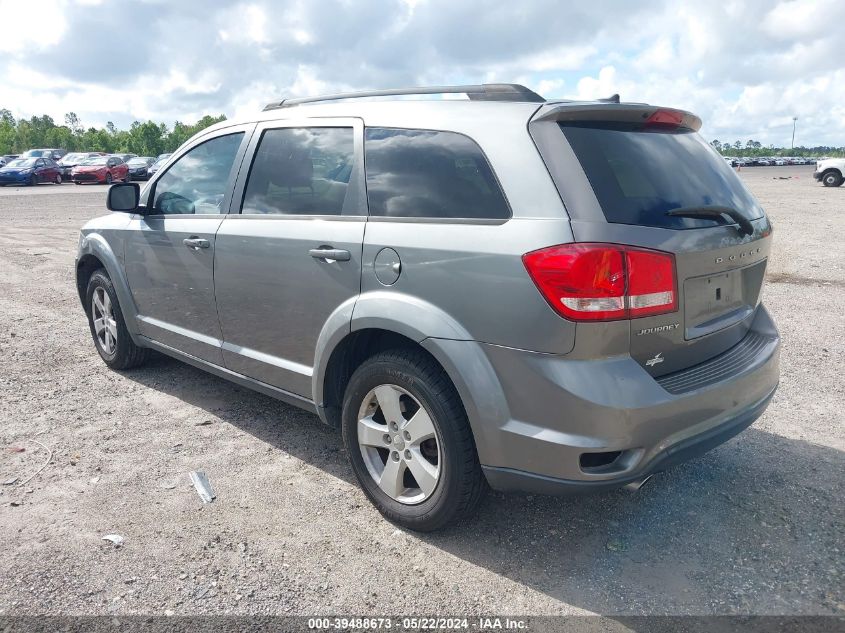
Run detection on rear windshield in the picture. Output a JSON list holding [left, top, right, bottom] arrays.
[[560, 123, 764, 230]]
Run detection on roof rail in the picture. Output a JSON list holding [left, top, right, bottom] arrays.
[[262, 83, 546, 111]]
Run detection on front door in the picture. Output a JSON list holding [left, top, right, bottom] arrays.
[[214, 119, 366, 396], [124, 127, 252, 364]]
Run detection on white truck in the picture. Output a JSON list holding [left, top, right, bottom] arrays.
[[814, 158, 845, 187]]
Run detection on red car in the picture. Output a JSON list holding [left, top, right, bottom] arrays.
[[71, 155, 130, 184]]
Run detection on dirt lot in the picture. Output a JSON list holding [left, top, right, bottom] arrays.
[[0, 166, 842, 617]]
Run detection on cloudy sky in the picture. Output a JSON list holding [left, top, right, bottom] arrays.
[[1, 0, 843, 147]]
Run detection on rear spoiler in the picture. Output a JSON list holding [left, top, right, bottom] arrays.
[[531, 102, 702, 132]]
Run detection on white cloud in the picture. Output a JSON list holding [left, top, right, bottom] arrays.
[[0, 0, 842, 148], [0, 0, 66, 52]]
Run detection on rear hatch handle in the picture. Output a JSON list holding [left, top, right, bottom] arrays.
[[666, 205, 755, 236]]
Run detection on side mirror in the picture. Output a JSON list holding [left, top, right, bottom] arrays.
[[106, 182, 140, 212]]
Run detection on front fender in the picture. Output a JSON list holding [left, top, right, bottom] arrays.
[[77, 231, 142, 342]]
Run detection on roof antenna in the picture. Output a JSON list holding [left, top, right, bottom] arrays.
[[599, 93, 621, 104]]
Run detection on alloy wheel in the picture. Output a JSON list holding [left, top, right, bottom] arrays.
[[91, 287, 117, 355], [357, 384, 441, 505]]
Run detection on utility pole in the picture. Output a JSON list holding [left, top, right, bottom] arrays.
[[791, 117, 798, 149]]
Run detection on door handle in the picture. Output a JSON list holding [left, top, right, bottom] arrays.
[[309, 247, 351, 262], [183, 237, 210, 250]]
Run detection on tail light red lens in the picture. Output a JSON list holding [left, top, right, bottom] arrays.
[[522, 243, 677, 321], [644, 109, 685, 128]]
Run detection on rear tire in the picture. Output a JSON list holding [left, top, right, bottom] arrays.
[[341, 349, 486, 532], [822, 170, 843, 187], [85, 269, 149, 370]]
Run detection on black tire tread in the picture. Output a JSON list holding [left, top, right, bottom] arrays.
[[342, 348, 486, 531], [86, 269, 150, 370], [822, 170, 843, 187]]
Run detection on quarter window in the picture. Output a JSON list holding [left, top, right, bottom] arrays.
[[152, 132, 244, 215], [241, 127, 355, 215], [364, 128, 509, 219]]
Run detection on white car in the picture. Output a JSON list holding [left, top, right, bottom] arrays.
[[773, 158, 787, 166], [814, 158, 845, 187]]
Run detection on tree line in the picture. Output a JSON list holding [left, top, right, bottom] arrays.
[[710, 139, 845, 158], [0, 110, 227, 157]]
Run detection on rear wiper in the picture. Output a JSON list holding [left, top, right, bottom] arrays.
[[665, 205, 754, 236]]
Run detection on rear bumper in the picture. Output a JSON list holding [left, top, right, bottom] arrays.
[[482, 385, 775, 494], [429, 304, 780, 494]]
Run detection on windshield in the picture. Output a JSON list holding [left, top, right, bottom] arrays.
[[6, 159, 36, 168], [560, 123, 765, 230], [61, 153, 84, 163], [81, 157, 108, 166], [128, 158, 151, 166]]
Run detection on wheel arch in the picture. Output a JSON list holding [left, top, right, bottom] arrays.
[[313, 291, 510, 470], [822, 167, 843, 182], [313, 291, 474, 425], [76, 233, 143, 342]]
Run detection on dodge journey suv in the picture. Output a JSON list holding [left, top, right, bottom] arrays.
[[76, 84, 780, 531]]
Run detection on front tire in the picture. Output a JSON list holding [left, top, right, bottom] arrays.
[[85, 270, 149, 370], [822, 171, 843, 187], [55, 174, 62, 184], [341, 350, 486, 532], [29, 174, 37, 186], [105, 172, 113, 185]]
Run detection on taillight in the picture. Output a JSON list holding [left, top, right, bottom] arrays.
[[522, 243, 677, 321], [644, 109, 685, 129]]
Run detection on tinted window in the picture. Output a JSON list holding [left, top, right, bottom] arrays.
[[560, 123, 764, 229], [153, 133, 243, 215], [364, 128, 509, 219], [242, 127, 355, 216]]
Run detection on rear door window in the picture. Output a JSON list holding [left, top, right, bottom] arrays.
[[364, 127, 509, 219], [560, 123, 765, 229], [241, 127, 355, 216]]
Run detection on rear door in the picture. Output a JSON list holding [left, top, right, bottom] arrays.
[[124, 126, 253, 364], [34, 158, 46, 182], [531, 106, 772, 376], [213, 118, 366, 396]]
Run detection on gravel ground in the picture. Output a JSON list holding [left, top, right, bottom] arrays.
[[0, 166, 842, 616]]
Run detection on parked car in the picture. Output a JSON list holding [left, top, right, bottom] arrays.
[[773, 158, 787, 166], [71, 155, 130, 184], [126, 156, 156, 180], [75, 84, 780, 531], [58, 152, 107, 180], [757, 158, 771, 166], [813, 158, 845, 187], [156, 152, 172, 161], [111, 153, 138, 164], [22, 148, 67, 160], [147, 155, 170, 178], [0, 156, 63, 186]]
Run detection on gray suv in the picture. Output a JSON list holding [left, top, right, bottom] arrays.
[[76, 84, 780, 531]]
